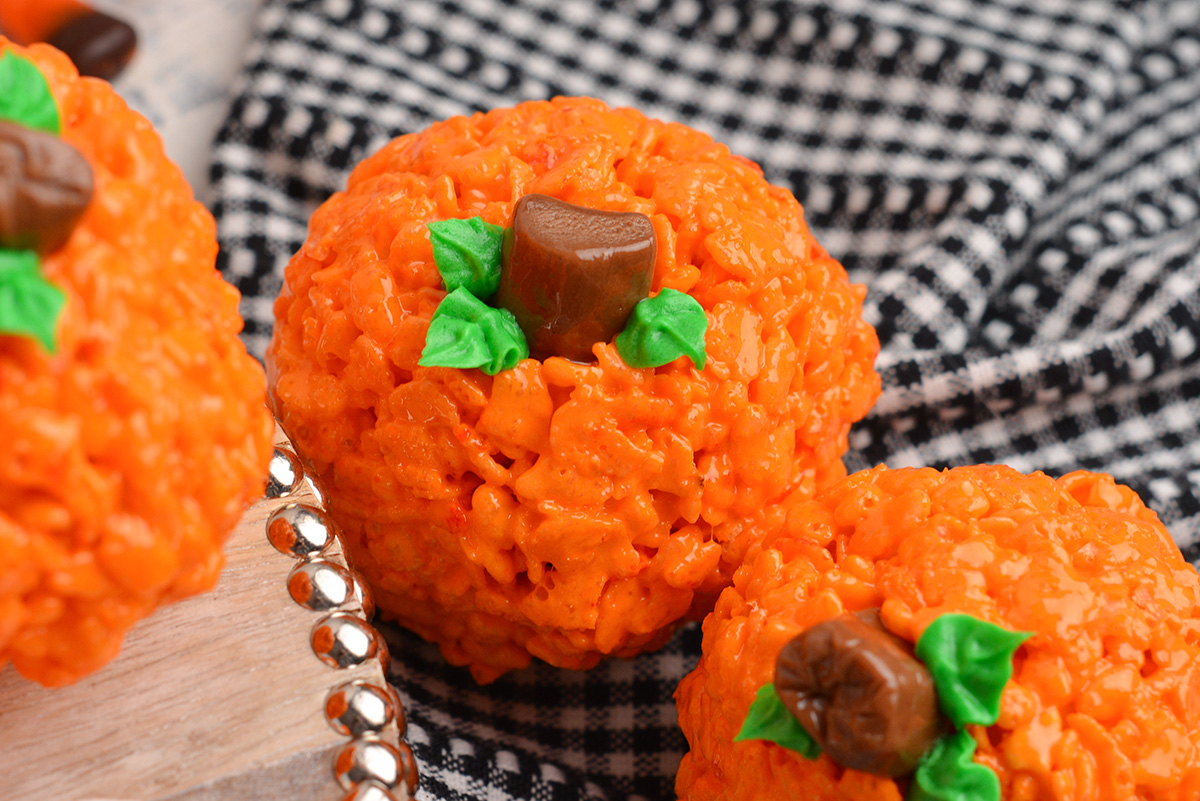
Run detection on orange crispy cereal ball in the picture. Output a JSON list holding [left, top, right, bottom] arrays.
[[0, 42, 275, 686], [268, 97, 880, 682], [675, 464, 1200, 800]]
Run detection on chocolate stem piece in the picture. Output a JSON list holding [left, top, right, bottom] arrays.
[[46, 10, 138, 81], [774, 609, 944, 777], [0, 119, 93, 255], [493, 194, 655, 362]]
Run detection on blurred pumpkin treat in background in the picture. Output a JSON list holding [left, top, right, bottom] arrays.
[[0, 40, 274, 686]]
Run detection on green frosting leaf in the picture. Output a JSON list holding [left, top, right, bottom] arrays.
[[0, 249, 66, 352], [419, 287, 528, 375], [614, 288, 707, 369], [427, 217, 504, 298], [915, 613, 1033, 728], [907, 730, 1000, 801], [0, 51, 61, 134], [733, 683, 821, 760]]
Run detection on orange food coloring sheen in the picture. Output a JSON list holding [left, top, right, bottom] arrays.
[[0, 41, 274, 685], [268, 97, 880, 682], [675, 465, 1200, 801]]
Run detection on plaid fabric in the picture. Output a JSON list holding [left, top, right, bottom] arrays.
[[209, 0, 1200, 797]]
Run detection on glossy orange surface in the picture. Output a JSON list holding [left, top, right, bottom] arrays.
[[0, 41, 274, 686], [675, 465, 1200, 800], [268, 97, 881, 682]]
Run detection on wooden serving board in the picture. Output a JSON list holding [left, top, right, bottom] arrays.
[[0, 428, 402, 801]]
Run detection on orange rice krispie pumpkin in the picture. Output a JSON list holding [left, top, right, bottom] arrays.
[[268, 97, 880, 682], [0, 41, 275, 686], [675, 464, 1200, 800]]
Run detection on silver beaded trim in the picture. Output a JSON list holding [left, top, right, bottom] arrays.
[[266, 445, 419, 801]]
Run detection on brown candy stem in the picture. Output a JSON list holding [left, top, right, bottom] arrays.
[[0, 120, 94, 256], [493, 194, 655, 362], [774, 609, 944, 777], [47, 10, 138, 81]]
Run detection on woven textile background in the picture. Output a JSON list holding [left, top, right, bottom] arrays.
[[209, 1, 1200, 798]]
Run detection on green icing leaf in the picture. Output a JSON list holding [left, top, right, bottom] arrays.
[[0, 51, 61, 134], [733, 683, 821, 760], [907, 730, 999, 801], [614, 288, 707, 369], [419, 287, 528, 375], [427, 217, 504, 298], [915, 613, 1033, 728], [0, 249, 66, 352]]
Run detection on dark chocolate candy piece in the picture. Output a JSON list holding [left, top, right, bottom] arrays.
[[0, 119, 94, 255], [494, 194, 655, 362], [47, 10, 138, 81], [774, 609, 943, 777]]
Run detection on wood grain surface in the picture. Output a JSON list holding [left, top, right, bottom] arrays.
[[0, 429, 397, 801]]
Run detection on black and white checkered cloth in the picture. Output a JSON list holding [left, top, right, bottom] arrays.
[[209, 1, 1200, 798]]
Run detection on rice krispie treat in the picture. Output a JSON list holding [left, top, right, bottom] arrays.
[[0, 41, 274, 685], [676, 464, 1200, 800], [268, 97, 880, 682]]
